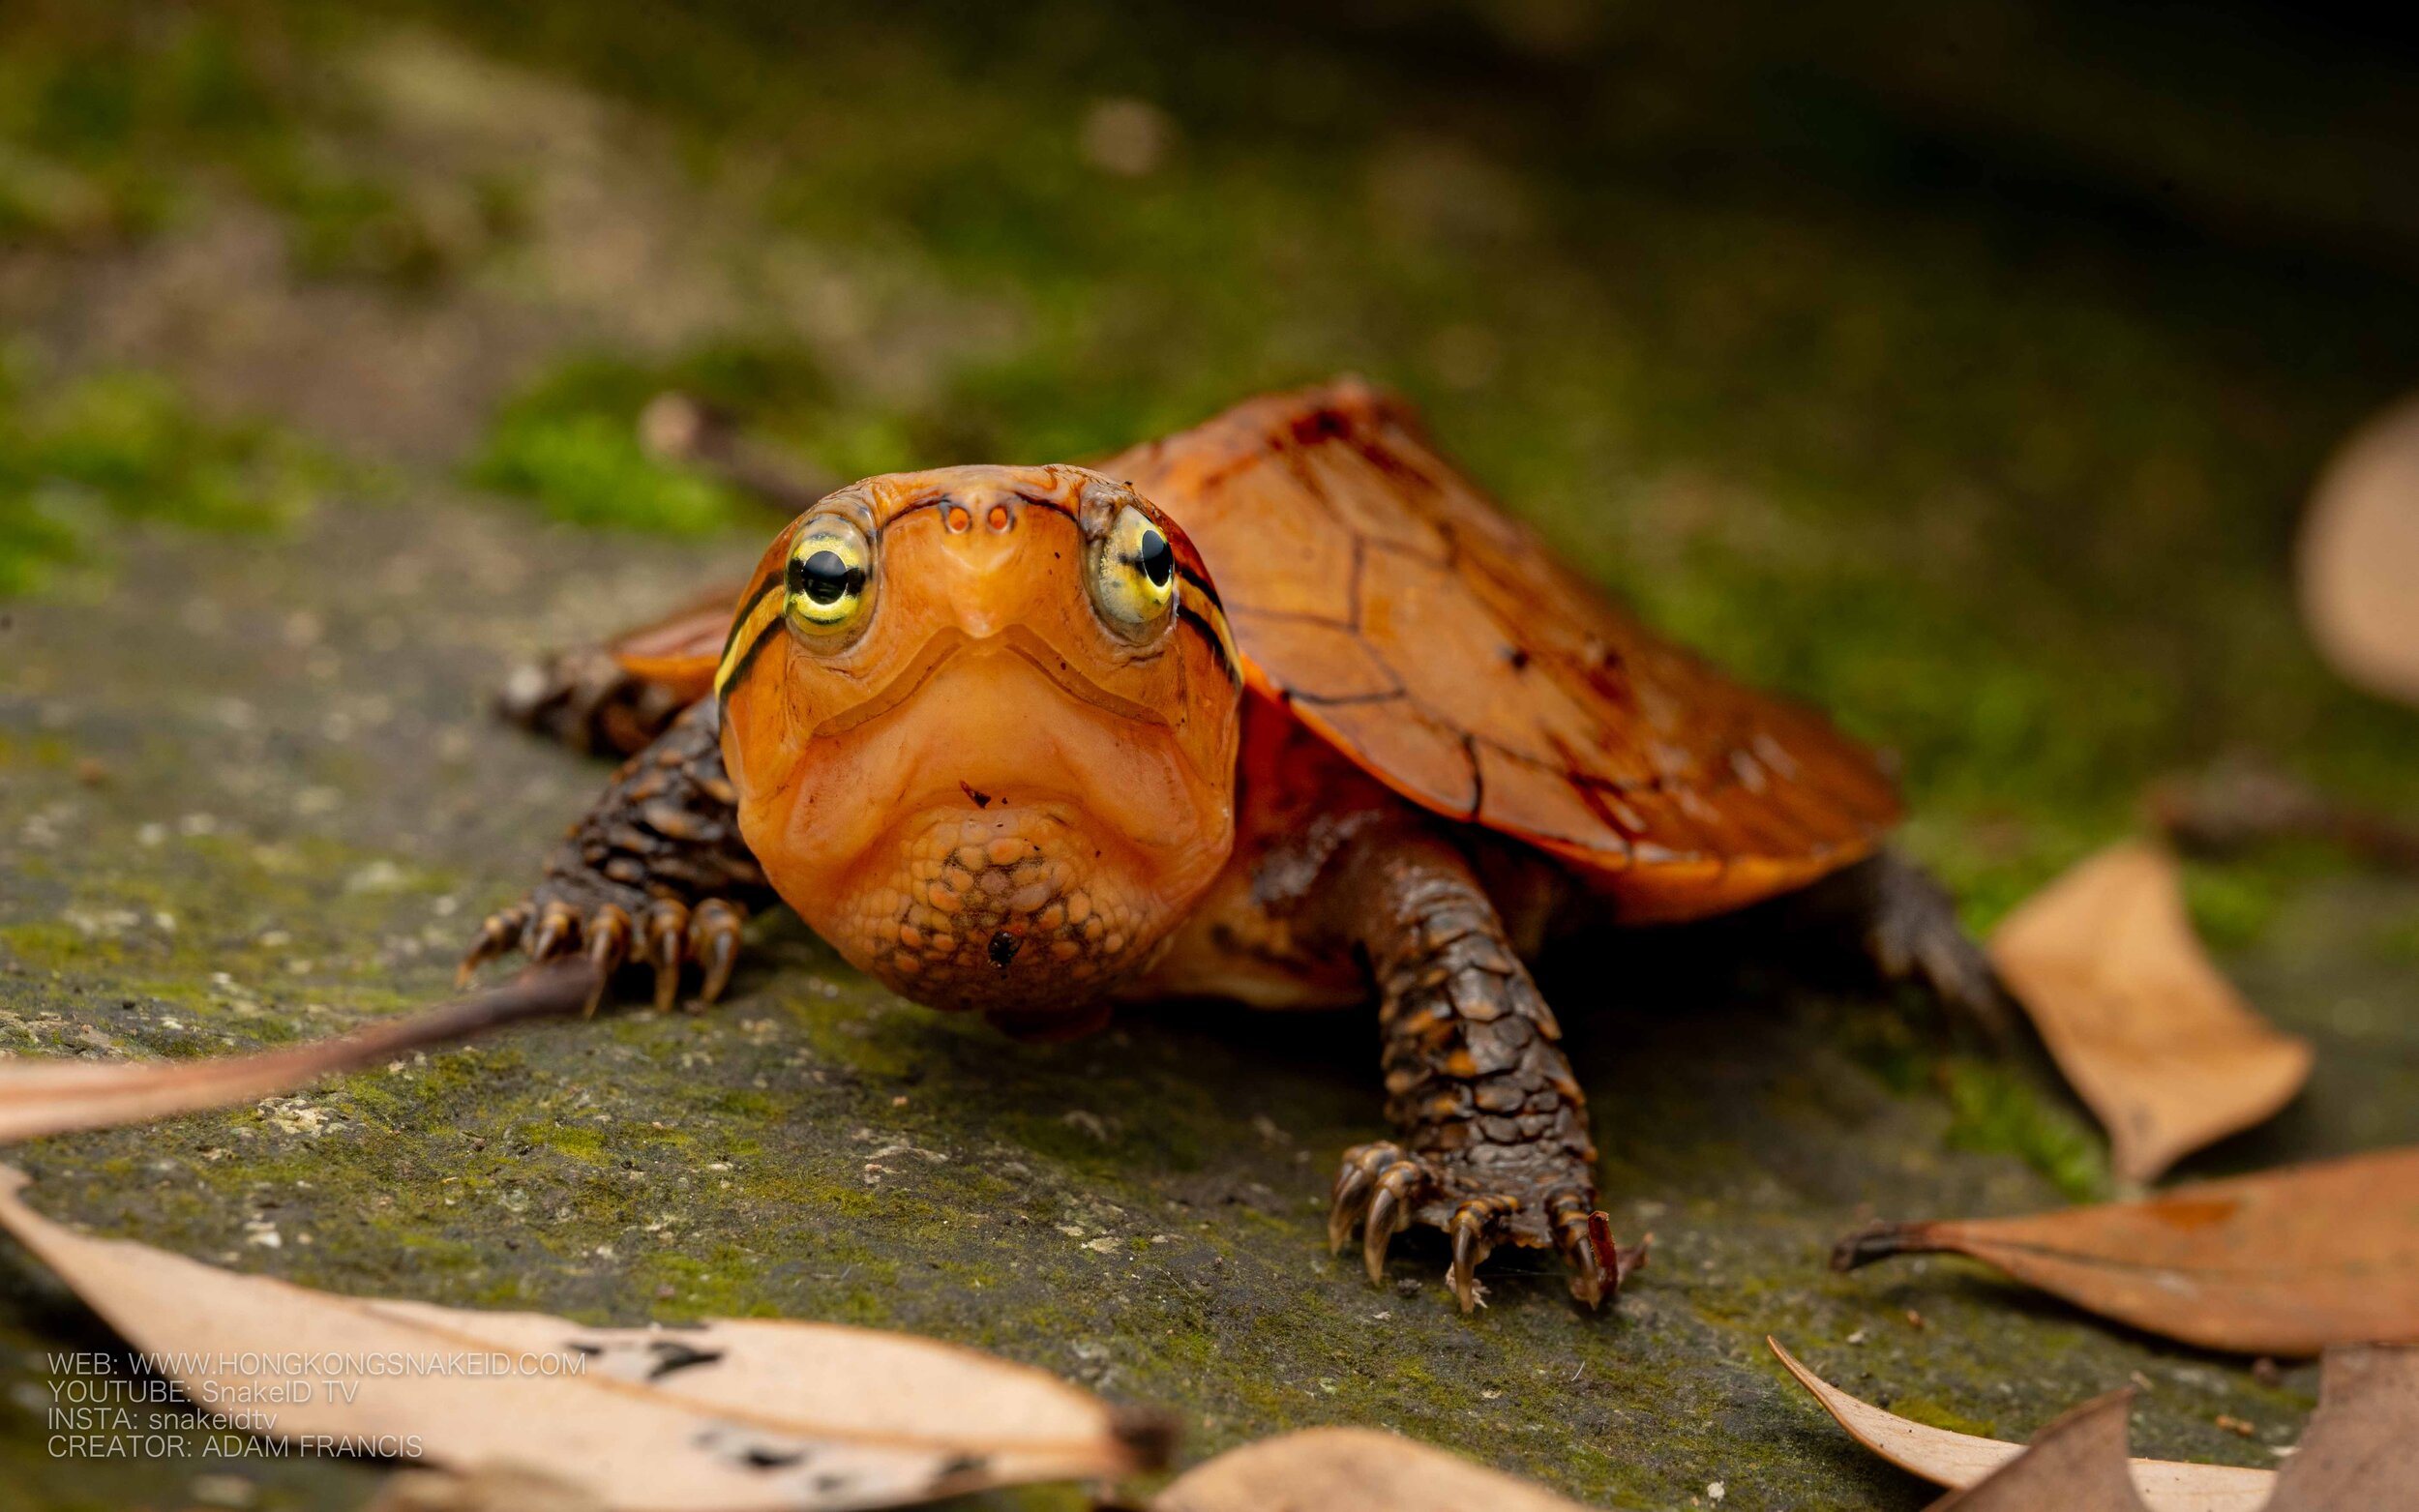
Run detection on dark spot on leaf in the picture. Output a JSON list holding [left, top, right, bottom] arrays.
[[645, 1341, 725, 1379], [1503, 644, 1531, 670]]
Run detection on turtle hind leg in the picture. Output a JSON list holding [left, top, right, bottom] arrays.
[[1821, 849, 2018, 1049], [1314, 822, 1646, 1314], [496, 644, 690, 758], [461, 699, 776, 1011]]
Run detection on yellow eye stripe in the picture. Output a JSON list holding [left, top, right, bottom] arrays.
[[716, 519, 878, 699], [713, 574, 789, 699]]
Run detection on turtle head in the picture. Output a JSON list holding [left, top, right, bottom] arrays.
[[715, 463, 1242, 1033]]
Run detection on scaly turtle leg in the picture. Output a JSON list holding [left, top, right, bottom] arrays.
[[462, 700, 775, 1010], [1318, 824, 1647, 1314]]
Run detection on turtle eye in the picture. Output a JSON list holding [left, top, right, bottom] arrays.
[[784, 518, 873, 633], [1090, 504, 1178, 636]]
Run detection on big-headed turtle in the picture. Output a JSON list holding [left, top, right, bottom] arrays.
[[468, 380, 2001, 1313]]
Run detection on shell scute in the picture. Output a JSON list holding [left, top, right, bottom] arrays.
[[602, 580, 749, 703], [1105, 377, 1902, 921]]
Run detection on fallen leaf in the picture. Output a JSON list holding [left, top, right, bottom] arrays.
[[2298, 392, 2419, 707], [1767, 1339, 2274, 1511], [1774, 1338, 2419, 1511], [0, 960, 596, 1143], [1830, 1148, 2419, 1355], [1926, 1391, 2147, 1510], [367, 1467, 604, 1512], [1152, 1426, 1589, 1512], [1987, 842, 2313, 1182], [2261, 1345, 2419, 1509], [0, 1165, 1160, 1510]]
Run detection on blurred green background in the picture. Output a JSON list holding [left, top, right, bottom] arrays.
[[7, 0, 2417, 917]]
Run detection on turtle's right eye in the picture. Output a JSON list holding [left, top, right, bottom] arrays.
[[785, 519, 873, 633]]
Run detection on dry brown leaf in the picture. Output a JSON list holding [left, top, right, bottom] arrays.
[[2261, 1345, 2419, 1509], [1926, 1391, 2148, 1511], [0, 961, 596, 1144], [1831, 1148, 2419, 1355], [366, 1466, 605, 1512], [1151, 1426, 1590, 1512], [2298, 392, 2419, 707], [0, 1165, 1159, 1510], [1767, 1339, 2273, 1511], [1987, 841, 2313, 1183]]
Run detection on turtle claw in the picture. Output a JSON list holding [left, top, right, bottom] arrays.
[[460, 890, 747, 1013], [1328, 1143, 1633, 1314], [530, 900, 582, 964], [691, 899, 746, 1008], [643, 902, 689, 1013], [1447, 1196, 1518, 1313], [1549, 1193, 1648, 1310], [457, 904, 530, 988], [1326, 1141, 1461, 1295], [582, 905, 633, 1016], [1361, 1161, 1425, 1284], [1328, 1142, 1399, 1255]]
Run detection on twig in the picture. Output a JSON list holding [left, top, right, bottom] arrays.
[[2149, 756, 2419, 875], [639, 392, 836, 513], [0, 960, 603, 1143]]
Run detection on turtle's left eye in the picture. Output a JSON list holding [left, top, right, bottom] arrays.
[[785, 518, 873, 633], [1090, 504, 1178, 636]]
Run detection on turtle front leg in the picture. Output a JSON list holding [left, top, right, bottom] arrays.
[[1317, 825, 1647, 1314], [462, 699, 776, 1010]]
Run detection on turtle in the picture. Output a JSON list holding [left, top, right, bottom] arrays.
[[464, 378, 2005, 1314]]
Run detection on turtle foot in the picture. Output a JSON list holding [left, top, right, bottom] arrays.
[[461, 893, 747, 1014], [464, 700, 768, 1013], [1327, 1141, 1644, 1314]]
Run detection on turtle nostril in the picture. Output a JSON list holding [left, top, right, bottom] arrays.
[[944, 504, 973, 533], [986, 503, 1012, 531]]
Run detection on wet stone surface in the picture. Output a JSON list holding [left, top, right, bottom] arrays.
[[2, 498, 2417, 1511]]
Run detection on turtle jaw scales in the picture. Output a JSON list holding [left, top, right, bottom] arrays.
[[809, 804, 1176, 1026]]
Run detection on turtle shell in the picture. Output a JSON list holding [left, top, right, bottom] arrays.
[[1100, 379, 1901, 922], [598, 580, 744, 706]]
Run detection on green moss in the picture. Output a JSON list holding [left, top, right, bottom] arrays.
[[1885, 1395, 2002, 1439], [466, 346, 828, 534], [526, 1123, 607, 1161], [0, 4, 501, 285], [0, 357, 331, 595], [1942, 1059, 2111, 1204], [2181, 860, 2290, 954]]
